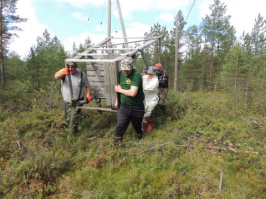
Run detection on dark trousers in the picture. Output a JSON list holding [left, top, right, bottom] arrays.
[[63, 101, 81, 131], [114, 103, 144, 138]]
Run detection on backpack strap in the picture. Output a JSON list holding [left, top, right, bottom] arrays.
[[71, 71, 84, 105], [76, 71, 83, 101]]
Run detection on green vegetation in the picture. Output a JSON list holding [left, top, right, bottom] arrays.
[[0, 86, 265, 198]]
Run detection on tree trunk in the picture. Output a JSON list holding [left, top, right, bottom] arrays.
[[0, 53, 5, 87], [233, 52, 239, 103], [209, 50, 214, 91], [0, 4, 5, 87]]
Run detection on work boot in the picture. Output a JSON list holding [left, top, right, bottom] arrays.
[[146, 117, 153, 132], [136, 132, 144, 140], [113, 136, 123, 147]]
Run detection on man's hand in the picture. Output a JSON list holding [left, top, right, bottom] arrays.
[[86, 94, 91, 103], [59, 68, 69, 75], [114, 84, 121, 93]]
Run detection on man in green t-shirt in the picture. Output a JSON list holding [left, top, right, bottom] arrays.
[[114, 57, 145, 145]]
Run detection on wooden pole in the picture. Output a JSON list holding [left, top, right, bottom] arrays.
[[174, 14, 179, 92], [108, 0, 111, 46], [115, 0, 128, 48]]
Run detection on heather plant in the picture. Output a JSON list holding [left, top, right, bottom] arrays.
[[0, 86, 265, 198]]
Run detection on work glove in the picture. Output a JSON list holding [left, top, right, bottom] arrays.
[[59, 68, 69, 75], [86, 94, 91, 103]]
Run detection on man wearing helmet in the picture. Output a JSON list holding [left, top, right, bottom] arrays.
[[142, 66, 159, 131], [155, 63, 169, 108], [114, 57, 145, 145]]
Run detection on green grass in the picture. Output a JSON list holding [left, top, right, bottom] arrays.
[[0, 88, 265, 198]]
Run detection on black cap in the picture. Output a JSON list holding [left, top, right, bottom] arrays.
[[143, 66, 148, 71]]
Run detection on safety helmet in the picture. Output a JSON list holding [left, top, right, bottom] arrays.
[[68, 62, 77, 68], [121, 57, 134, 70], [147, 66, 155, 74]]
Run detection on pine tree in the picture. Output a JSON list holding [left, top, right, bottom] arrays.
[[180, 25, 203, 91], [25, 29, 67, 90], [0, 0, 26, 87], [200, 0, 236, 90]]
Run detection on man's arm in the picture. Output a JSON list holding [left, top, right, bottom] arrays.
[[143, 78, 159, 91], [85, 85, 92, 102], [115, 84, 139, 97], [55, 68, 69, 79], [54, 71, 63, 79], [86, 85, 91, 95]]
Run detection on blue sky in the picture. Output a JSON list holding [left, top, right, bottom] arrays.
[[10, 0, 266, 58]]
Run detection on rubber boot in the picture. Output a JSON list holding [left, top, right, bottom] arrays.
[[146, 117, 153, 132], [114, 136, 123, 147], [136, 132, 143, 140]]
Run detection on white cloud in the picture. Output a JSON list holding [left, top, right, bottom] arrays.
[[95, 24, 107, 32], [62, 20, 151, 54], [118, 0, 190, 21], [197, 0, 266, 36], [63, 31, 106, 53], [9, 0, 51, 58], [225, 0, 266, 36], [55, 0, 106, 9], [8, 0, 266, 59], [126, 22, 151, 37], [72, 12, 89, 22], [157, 13, 175, 23]]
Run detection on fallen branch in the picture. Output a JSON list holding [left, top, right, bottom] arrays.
[[86, 136, 97, 140], [17, 140, 21, 149], [219, 169, 223, 193], [11, 140, 21, 149]]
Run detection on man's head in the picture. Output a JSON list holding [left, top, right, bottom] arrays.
[[68, 62, 78, 75], [143, 66, 148, 75], [155, 63, 162, 74], [121, 57, 134, 76]]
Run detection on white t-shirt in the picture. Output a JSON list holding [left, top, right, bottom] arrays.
[[142, 75, 159, 101]]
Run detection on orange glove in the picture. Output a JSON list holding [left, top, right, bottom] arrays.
[[86, 94, 91, 103], [59, 68, 69, 75]]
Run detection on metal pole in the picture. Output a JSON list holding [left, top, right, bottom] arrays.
[[115, 0, 128, 48], [174, 14, 179, 92]]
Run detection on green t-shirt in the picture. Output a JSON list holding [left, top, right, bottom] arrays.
[[119, 69, 144, 105]]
